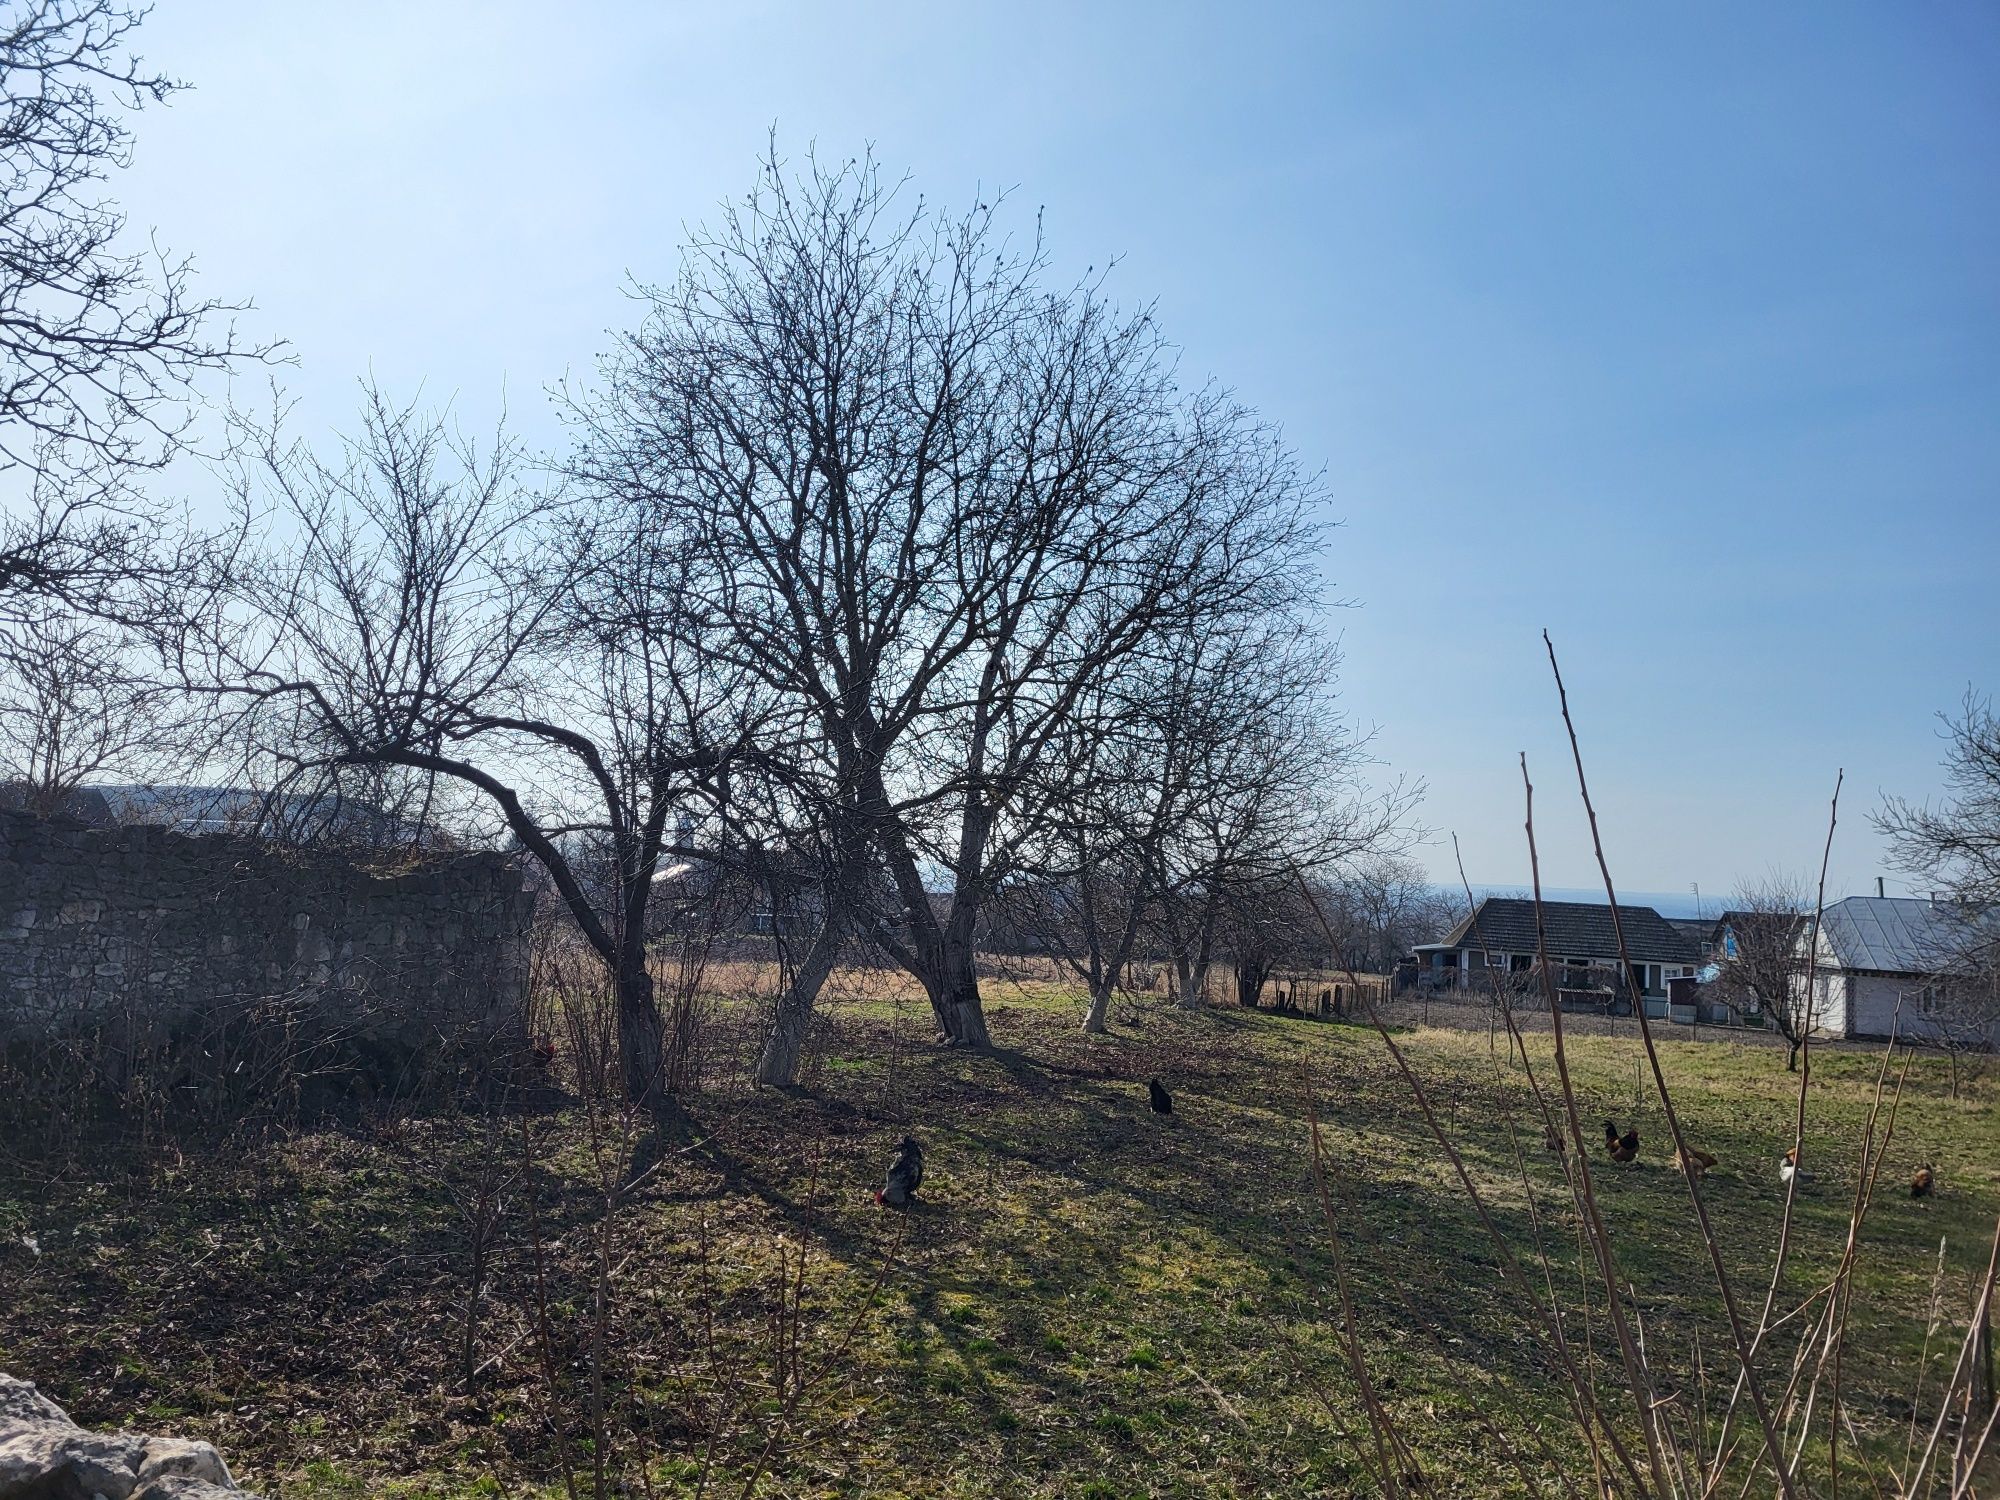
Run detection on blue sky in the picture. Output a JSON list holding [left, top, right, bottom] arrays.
[[112, 2, 1998, 903]]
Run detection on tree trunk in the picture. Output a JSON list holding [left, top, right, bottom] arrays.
[[617, 963, 663, 1104], [1083, 980, 1113, 1035], [927, 942, 991, 1047], [1785, 1037, 1800, 1073], [1235, 958, 1268, 1009], [755, 919, 845, 1087], [1174, 915, 1216, 1010], [1173, 954, 1210, 1009]]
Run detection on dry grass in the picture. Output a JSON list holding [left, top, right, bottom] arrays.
[[1, 975, 1994, 1498]]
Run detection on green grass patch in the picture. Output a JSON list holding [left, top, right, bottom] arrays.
[[4, 980, 1995, 1496]]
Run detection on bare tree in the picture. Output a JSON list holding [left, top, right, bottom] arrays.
[[571, 146, 1327, 1051], [1004, 621, 1229, 1034], [1877, 690, 2000, 909], [0, 605, 183, 808], [1143, 626, 1400, 1011], [0, 1, 261, 474], [1218, 874, 1324, 1009], [0, 0, 270, 656], [1322, 853, 1457, 974], [1000, 810, 1149, 1036], [195, 389, 766, 1103], [1711, 874, 1812, 1070], [742, 771, 874, 1087]]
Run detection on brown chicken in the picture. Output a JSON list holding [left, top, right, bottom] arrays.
[[1911, 1164, 1935, 1199], [1673, 1146, 1718, 1180], [1603, 1119, 1640, 1163]]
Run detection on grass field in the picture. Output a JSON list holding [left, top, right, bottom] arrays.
[[2, 975, 1996, 1498]]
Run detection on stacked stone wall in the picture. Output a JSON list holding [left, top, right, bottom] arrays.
[[0, 810, 532, 1082]]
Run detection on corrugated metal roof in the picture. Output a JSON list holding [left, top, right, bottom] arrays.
[[1818, 896, 1994, 974]]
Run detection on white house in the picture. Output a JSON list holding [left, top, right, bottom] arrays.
[[1794, 895, 1998, 1045]]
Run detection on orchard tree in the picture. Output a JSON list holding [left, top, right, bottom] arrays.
[[570, 147, 1328, 1051], [1143, 626, 1402, 1011], [195, 390, 769, 1104], [1323, 854, 1458, 974]]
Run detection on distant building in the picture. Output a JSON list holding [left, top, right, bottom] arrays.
[[1414, 897, 1702, 1009], [0, 782, 434, 848], [1794, 895, 1998, 1045], [1667, 916, 1713, 955]]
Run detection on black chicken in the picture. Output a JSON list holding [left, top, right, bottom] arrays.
[[1148, 1078, 1173, 1115], [877, 1135, 925, 1207]]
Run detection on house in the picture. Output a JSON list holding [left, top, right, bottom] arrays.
[[1793, 895, 1998, 1045], [0, 781, 432, 846], [648, 836, 836, 939], [1414, 897, 1702, 1011], [1667, 916, 1714, 956], [1708, 909, 1807, 965]]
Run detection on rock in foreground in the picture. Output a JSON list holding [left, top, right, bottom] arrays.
[[0, 1374, 258, 1499]]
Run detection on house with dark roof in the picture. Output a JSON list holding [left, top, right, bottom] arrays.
[[1667, 916, 1714, 955], [1794, 895, 1998, 1044], [1414, 896, 1702, 1009], [1709, 909, 1810, 965]]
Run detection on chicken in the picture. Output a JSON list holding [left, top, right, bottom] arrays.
[[1603, 1119, 1640, 1163], [1911, 1163, 1935, 1199], [876, 1135, 926, 1208], [530, 1035, 557, 1068], [1779, 1145, 1806, 1186], [1673, 1146, 1719, 1179], [1148, 1078, 1174, 1115]]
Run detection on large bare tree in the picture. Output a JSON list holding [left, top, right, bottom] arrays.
[[195, 390, 767, 1103], [570, 148, 1325, 1051]]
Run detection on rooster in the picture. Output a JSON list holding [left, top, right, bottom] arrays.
[[530, 1034, 557, 1068], [1911, 1163, 1935, 1199], [1603, 1119, 1639, 1163], [1673, 1146, 1718, 1180], [1779, 1146, 1807, 1186], [1148, 1078, 1173, 1116], [876, 1135, 926, 1208]]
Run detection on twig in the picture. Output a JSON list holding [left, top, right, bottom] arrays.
[[1544, 629, 1801, 1498]]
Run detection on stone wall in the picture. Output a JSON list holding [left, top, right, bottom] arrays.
[[0, 810, 533, 1085], [0, 1373, 259, 1498]]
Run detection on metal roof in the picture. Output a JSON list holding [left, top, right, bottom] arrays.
[[1816, 896, 1995, 975]]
